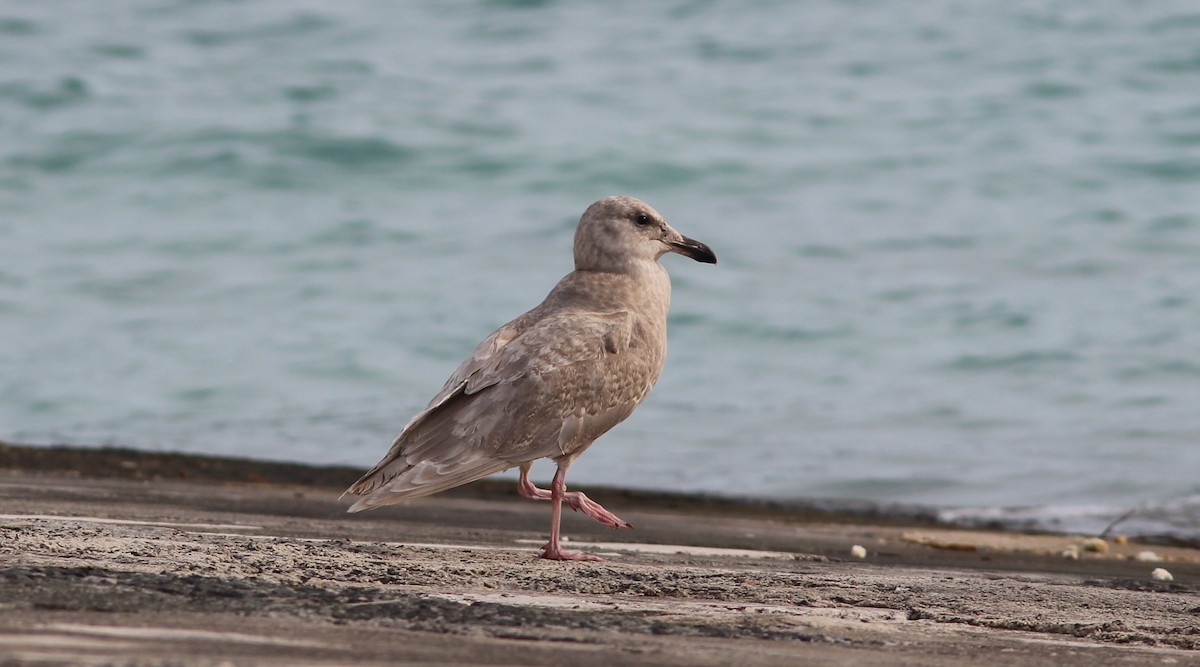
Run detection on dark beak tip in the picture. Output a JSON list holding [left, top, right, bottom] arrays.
[[675, 236, 717, 265]]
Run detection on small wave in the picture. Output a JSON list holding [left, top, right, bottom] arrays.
[[1146, 214, 1197, 231], [1046, 258, 1119, 276], [1114, 158, 1200, 182], [5, 131, 131, 173], [282, 84, 337, 103], [92, 43, 145, 60], [0, 77, 90, 111], [694, 37, 777, 63], [940, 497, 1200, 546], [276, 135, 413, 168], [865, 234, 977, 252], [1147, 13, 1200, 33], [181, 13, 335, 48], [793, 243, 853, 260], [949, 303, 1032, 330], [484, 0, 556, 9], [1115, 360, 1200, 380], [72, 269, 201, 305], [0, 270, 25, 288], [306, 219, 420, 248], [287, 352, 391, 383], [716, 320, 851, 343], [1159, 131, 1200, 147], [151, 129, 415, 187], [0, 18, 37, 35], [1147, 49, 1200, 74], [666, 312, 708, 327], [153, 235, 251, 258], [943, 350, 1079, 372], [1023, 80, 1084, 99], [829, 475, 966, 499]]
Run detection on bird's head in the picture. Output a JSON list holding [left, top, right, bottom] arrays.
[[574, 195, 717, 273]]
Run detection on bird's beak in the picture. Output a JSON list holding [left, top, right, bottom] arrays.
[[667, 233, 717, 264]]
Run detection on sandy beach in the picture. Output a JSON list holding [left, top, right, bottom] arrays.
[[1, 443, 1197, 666]]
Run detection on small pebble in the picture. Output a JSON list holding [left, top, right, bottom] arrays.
[[850, 544, 867, 559], [1135, 550, 1162, 562], [1151, 568, 1173, 582], [1061, 545, 1080, 560], [1081, 537, 1108, 553]]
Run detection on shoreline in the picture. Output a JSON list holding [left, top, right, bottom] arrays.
[[2, 442, 1198, 665], [0, 440, 942, 522], [3, 440, 1191, 547]]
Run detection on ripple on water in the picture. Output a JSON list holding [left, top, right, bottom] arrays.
[[5, 131, 131, 173], [152, 130, 416, 189], [1114, 158, 1200, 183], [91, 43, 145, 59], [276, 135, 413, 169], [943, 350, 1080, 372], [282, 84, 337, 103], [793, 243, 853, 260], [73, 269, 201, 305], [1146, 214, 1197, 231], [1115, 360, 1200, 380], [864, 234, 978, 252], [716, 320, 851, 343], [181, 13, 335, 48], [948, 302, 1033, 330], [1023, 80, 1085, 99], [1148, 49, 1200, 74], [0, 77, 90, 111], [306, 219, 420, 247], [0, 18, 37, 35], [153, 235, 251, 258]]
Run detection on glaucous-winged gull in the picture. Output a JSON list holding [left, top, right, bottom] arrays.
[[344, 196, 717, 561]]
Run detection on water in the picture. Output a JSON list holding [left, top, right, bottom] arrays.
[[3, 0, 1200, 542]]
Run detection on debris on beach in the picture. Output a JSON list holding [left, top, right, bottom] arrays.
[[1151, 567, 1173, 582]]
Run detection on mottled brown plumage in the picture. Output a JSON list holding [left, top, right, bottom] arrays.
[[344, 196, 716, 560]]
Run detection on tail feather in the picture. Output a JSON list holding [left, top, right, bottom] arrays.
[[344, 377, 526, 511], [345, 457, 512, 512]]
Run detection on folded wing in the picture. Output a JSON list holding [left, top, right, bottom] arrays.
[[345, 309, 645, 511]]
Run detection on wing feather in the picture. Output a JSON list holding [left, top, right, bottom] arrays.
[[344, 309, 647, 508]]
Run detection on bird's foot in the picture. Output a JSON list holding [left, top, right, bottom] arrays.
[[565, 491, 632, 530], [539, 542, 605, 562]]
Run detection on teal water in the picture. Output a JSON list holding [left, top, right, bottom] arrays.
[[3, 1, 1200, 540]]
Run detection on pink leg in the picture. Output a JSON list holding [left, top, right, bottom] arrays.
[[538, 465, 605, 562], [516, 464, 631, 529], [517, 464, 552, 500]]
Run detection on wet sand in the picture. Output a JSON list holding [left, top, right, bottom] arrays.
[[1, 443, 1198, 666]]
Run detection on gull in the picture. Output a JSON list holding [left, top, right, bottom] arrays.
[[344, 196, 717, 561]]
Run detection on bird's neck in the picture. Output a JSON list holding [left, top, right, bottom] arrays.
[[565, 260, 671, 321], [632, 260, 672, 322]]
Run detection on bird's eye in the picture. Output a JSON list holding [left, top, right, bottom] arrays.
[[634, 213, 651, 226]]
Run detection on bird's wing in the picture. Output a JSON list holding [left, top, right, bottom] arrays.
[[426, 313, 532, 409], [345, 309, 641, 510]]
